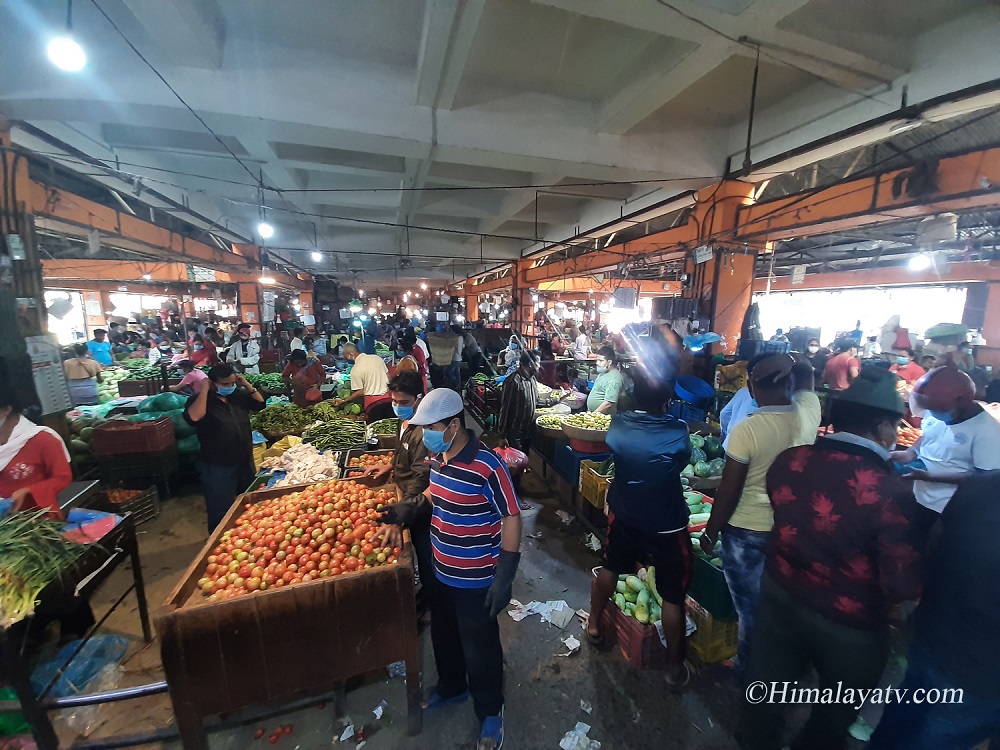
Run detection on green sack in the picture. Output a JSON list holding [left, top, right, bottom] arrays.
[[176, 435, 201, 454]]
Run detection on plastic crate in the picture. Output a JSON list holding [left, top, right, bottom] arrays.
[[579, 459, 612, 509], [116, 378, 163, 397], [600, 599, 668, 669], [667, 400, 708, 424], [97, 447, 178, 483], [714, 362, 749, 394], [342, 448, 394, 471], [688, 555, 737, 621], [92, 485, 160, 525], [92, 418, 176, 457], [686, 596, 738, 663], [552, 444, 611, 482]]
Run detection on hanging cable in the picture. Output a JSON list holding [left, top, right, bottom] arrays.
[[742, 46, 761, 176]]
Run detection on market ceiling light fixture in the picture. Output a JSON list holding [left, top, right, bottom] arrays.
[[908, 253, 933, 271], [420, 282, 428, 290], [257, 221, 274, 240], [141, 273, 152, 281], [258, 269, 276, 285], [311, 250, 322, 262], [48, 0, 86, 72]]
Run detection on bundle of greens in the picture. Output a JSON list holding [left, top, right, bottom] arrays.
[[0, 511, 89, 628], [302, 418, 367, 451]]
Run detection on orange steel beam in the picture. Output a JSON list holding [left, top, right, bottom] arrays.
[[538, 278, 681, 296], [752, 261, 1000, 293], [41, 258, 308, 290], [467, 274, 513, 295], [738, 147, 1000, 241]]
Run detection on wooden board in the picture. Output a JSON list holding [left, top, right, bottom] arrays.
[[156, 477, 422, 749]]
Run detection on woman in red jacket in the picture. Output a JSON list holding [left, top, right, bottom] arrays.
[[282, 349, 326, 408], [0, 391, 72, 518]]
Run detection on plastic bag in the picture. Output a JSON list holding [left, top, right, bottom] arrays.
[[176, 435, 201, 454], [56, 665, 121, 738], [30, 635, 128, 699], [494, 446, 528, 469]]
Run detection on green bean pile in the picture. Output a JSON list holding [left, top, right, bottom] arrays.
[[302, 418, 368, 451]]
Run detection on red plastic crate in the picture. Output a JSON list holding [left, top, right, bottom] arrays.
[[599, 599, 669, 669], [91, 418, 176, 457]]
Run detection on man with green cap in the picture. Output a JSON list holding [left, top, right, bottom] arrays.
[[739, 368, 924, 750]]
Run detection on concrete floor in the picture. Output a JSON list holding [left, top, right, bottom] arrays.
[[56, 466, 750, 750]]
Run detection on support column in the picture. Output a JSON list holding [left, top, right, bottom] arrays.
[[465, 293, 479, 323], [512, 260, 534, 340], [298, 290, 314, 328], [238, 282, 263, 335], [681, 180, 756, 355], [975, 281, 1000, 369]]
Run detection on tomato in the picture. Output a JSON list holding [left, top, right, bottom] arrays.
[[361, 543, 374, 556], [344, 557, 358, 571]]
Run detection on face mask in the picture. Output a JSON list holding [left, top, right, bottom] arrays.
[[216, 385, 237, 396], [194, 344, 203, 351], [239, 335, 249, 341], [393, 404, 415, 420], [510, 344, 519, 351], [927, 409, 954, 424], [896, 356, 909, 366], [596, 365, 608, 374], [422, 425, 454, 454], [807, 346, 819, 354], [396, 350, 405, 358]]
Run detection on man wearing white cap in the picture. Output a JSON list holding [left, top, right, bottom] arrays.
[[408, 387, 522, 750]]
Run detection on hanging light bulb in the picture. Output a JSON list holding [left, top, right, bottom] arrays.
[[908, 253, 932, 271], [257, 222, 274, 239], [258, 268, 276, 285], [420, 282, 428, 290], [48, 1, 86, 72], [311, 250, 322, 262]]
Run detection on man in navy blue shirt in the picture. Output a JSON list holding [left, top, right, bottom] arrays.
[[586, 339, 693, 689]]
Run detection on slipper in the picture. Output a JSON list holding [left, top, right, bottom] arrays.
[[422, 686, 470, 709], [518, 501, 532, 510], [477, 707, 504, 750], [665, 661, 692, 692]]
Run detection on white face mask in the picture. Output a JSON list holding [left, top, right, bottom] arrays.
[[807, 345, 819, 354]]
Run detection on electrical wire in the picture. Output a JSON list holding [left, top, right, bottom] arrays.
[[653, 0, 894, 107], [88, 0, 262, 186]]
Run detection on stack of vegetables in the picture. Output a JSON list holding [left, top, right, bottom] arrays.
[[680, 434, 725, 479], [302, 418, 368, 452], [244, 372, 286, 391], [67, 414, 105, 462], [0, 511, 89, 627], [368, 418, 398, 437], [564, 412, 612, 431], [97, 368, 130, 403], [125, 392, 200, 453], [118, 361, 164, 380], [311, 399, 362, 419], [896, 424, 921, 448], [612, 567, 663, 625], [251, 403, 321, 435]]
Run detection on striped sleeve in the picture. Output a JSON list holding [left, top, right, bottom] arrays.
[[482, 450, 520, 517]]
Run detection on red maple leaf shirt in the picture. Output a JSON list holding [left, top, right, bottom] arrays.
[[764, 436, 923, 628]]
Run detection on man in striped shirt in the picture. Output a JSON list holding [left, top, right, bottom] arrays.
[[410, 388, 522, 750]]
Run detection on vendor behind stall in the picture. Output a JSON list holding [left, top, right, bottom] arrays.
[[226, 323, 260, 374], [63, 343, 104, 406], [336, 343, 390, 418], [0, 391, 72, 517], [167, 359, 208, 397], [889, 349, 925, 385], [587, 345, 624, 415], [282, 349, 325, 408]]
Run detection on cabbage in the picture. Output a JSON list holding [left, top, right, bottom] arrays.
[[681, 464, 696, 477]]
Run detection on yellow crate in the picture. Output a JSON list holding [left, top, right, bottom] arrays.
[[686, 596, 738, 664], [714, 362, 748, 394], [578, 459, 611, 509]]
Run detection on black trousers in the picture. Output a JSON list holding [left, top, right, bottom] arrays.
[[740, 576, 889, 750], [429, 581, 504, 722]]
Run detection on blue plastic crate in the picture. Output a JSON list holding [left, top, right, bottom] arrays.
[[668, 400, 708, 424], [551, 444, 611, 482]]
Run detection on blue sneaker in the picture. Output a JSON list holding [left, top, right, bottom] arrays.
[[477, 706, 504, 750]]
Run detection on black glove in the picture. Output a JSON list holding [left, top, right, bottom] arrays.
[[484, 550, 520, 618], [377, 501, 418, 527]]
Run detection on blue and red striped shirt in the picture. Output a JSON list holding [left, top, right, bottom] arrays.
[[429, 437, 521, 589]]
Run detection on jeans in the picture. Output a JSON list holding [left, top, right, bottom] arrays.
[[720, 525, 770, 677], [446, 362, 462, 391], [429, 582, 504, 722], [198, 460, 256, 532], [867, 644, 1000, 750], [739, 577, 889, 750]]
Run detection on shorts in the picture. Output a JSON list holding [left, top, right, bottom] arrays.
[[601, 519, 693, 606]]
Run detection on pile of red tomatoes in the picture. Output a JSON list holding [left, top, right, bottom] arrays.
[[196, 479, 402, 602]]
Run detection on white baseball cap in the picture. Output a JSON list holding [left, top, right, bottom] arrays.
[[409, 388, 464, 426]]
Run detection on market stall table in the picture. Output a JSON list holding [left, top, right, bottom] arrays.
[[155, 481, 422, 750], [0, 512, 153, 750], [57, 479, 100, 512]]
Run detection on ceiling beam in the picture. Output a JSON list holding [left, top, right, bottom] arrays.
[[119, 0, 226, 70], [434, 0, 487, 110], [753, 261, 1000, 292]]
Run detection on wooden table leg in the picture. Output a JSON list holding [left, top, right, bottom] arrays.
[[405, 638, 423, 735], [125, 523, 153, 643], [332, 681, 347, 718], [173, 702, 209, 750], [0, 627, 59, 750]]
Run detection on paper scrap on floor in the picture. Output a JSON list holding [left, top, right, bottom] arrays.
[[507, 599, 575, 628]]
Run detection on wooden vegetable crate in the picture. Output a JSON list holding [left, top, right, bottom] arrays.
[[156, 481, 422, 749]]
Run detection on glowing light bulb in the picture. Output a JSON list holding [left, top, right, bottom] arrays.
[[257, 222, 274, 239], [47, 36, 86, 72]]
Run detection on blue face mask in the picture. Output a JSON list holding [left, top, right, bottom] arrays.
[[422, 426, 454, 454], [510, 344, 519, 351], [393, 404, 415, 420], [896, 356, 909, 366], [216, 385, 237, 396], [596, 366, 608, 374], [927, 409, 953, 423], [750, 398, 759, 408], [193, 344, 203, 351]]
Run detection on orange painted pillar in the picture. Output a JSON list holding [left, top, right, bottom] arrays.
[[238, 282, 263, 334], [298, 290, 314, 328], [512, 260, 534, 340], [465, 293, 479, 323]]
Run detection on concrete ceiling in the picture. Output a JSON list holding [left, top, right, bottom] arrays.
[[2, 0, 998, 286]]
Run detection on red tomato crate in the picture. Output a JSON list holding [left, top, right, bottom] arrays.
[[599, 598, 669, 669], [91, 418, 176, 457]]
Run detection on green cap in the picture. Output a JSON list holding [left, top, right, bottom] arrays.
[[837, 368, 905, 416]]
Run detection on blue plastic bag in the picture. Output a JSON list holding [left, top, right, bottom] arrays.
[[30, 635, 129, 698]]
